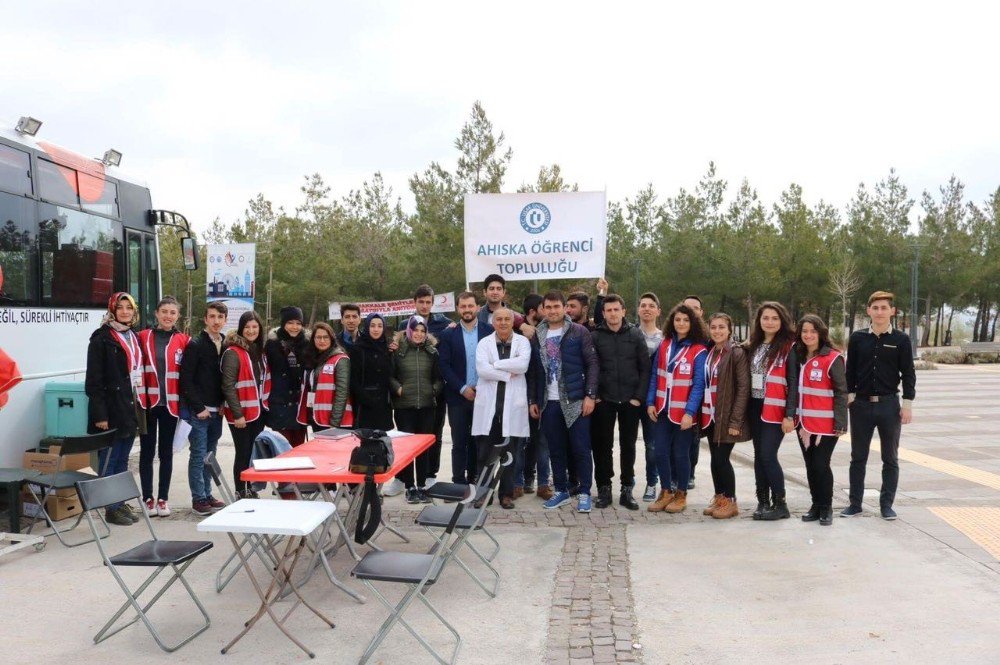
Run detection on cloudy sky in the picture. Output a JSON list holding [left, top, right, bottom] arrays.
[[3, 1, 998, 233]]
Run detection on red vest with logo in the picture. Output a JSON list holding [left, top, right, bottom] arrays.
[[760, 345, 792, 424], [700, 346, 727, 429], [109, 328, 147, 408], [137, 329, 190, 417], [798, 350, 841, 435], [297, 353, 354, 428], [221, 346, 271, 424], [654, 339, 707, 425]]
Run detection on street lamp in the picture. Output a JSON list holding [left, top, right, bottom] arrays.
[[908, 238, 922, 360]]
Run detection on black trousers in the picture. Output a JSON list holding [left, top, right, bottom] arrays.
[[591, 400, 640, 487], [848, 396, 902, 508], [476, 414, 518, 500], [139, 405, 177, 501], [229, 417, 266, 494], [705, 425, 736, 499], [798, 431, 837, 509], [749, 398, 786, 499], [394, 407, 436, 489]]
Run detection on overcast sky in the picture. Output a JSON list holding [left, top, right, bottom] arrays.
[[3, 1, 998, 233]]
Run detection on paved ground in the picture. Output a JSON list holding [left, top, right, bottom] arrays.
[[2, 364, 999, 663]]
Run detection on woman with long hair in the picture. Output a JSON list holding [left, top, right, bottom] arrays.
[[221, 310, 270, 497], [85, 292, 146, 526], [645, 303, 708, 514], [298, 322, 353, 432], [743, 301, 799, 520], [264, 306, 309, 446], [795, 314, 848, 526], [699, 312, 751, 519], [137, 296, 189, 517]]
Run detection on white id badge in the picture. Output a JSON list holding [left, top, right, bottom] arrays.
[[307, 392, 316, 407], [752, 373, 764, 391], [810, 368, 823, 382], [679, 363, 692, 376], [130, 369, 143, 387]]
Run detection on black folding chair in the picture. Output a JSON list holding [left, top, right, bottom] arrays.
[[351, 484, 478, 665], [414, 447, 511, 598], [75, 472, 213, 652], [24, 430, 117, 547]]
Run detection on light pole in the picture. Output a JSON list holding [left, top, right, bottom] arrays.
[[909, 239, 921, 360], [632, 257, 641, 324]]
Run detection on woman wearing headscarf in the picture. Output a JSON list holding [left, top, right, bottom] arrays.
[[221, 311, 270, 497], [348, 313, 394, 431], [86, 292, 146, 526]]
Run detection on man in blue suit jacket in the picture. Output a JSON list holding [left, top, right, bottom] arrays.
[[438, 291, 494, 484]]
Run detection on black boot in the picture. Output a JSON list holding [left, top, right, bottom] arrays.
[[761, 495, 790, 521], [819, 507, 834, 526], [619, 485, 639, 511], [801, 505, 820, 522], [594, 485, 613, 509], [752, 488, 770, 521]]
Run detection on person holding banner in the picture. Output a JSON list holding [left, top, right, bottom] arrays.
[[298, 322, 353, 431], [221, 311, 271, 498], [645, 303, 708, 514], [86, 292, 146, 526], [477, 274, 532, 335], [264, 306, 309, 447], [137, 296, 189, 517]]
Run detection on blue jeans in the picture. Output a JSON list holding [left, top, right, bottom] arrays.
[[640, 409, 658, 486], [183, 408, 222, 502], [540, 401, 592, 495], [98, 435, 135, 509], [515, 416, 550, 488], [447, 400, 478, 484], [653, 416, 693, 493]]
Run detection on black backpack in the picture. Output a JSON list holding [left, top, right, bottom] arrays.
[[349, 429, 395, 544]]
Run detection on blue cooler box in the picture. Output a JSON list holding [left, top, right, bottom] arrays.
[[44, 382, 90, 438]]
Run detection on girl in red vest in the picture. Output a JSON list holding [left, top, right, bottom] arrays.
[[298, 322, 353, 433], [795, 314, 848, 526], [743, 301, 799, 521], [699, 313, 751, 519], [221, 311, 271, 497], [85, 292, 146, 526], [137, 296, 190, 517], [645, 303, 708, 513]]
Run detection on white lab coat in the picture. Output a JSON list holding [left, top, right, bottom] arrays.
[[472, 332, 532, 438]]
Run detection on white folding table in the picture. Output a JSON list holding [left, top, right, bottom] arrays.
[[197, 499, 337, 658]]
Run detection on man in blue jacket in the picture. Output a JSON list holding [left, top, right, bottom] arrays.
[[438, 291, 493, 484], [530, 290, 600, 513]]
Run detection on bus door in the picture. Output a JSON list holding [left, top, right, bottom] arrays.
[[125, 230, 159, 328]]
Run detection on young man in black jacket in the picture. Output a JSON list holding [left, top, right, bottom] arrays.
[[590, 294, 651, 509], [178, 302, 228, 516]]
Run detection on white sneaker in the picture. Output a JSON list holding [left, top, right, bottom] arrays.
[[382, 478, 405, 497], [424, 476, 437, 488], [156, 500, 171, 517], [144, 498, 157, 516]]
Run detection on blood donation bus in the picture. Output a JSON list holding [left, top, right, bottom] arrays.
[[0, 117, 197, 466]]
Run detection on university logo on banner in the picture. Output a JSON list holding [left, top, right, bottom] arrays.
[[206, 243, 256, 333], [464, 192, 607, 285]]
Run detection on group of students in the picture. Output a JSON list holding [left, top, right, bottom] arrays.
[[84, 277, 915, 525]]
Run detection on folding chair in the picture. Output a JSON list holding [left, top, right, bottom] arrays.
[[414, 447, 511, 598], [205, 452, 281, 593], [24, 430, 117, 547], [351, 484, 478, 665], [75, 472, 213, 652]]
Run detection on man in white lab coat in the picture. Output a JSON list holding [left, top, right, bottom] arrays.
[[472, 308, 532, 509]]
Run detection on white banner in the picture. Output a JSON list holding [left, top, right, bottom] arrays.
[[463, 192, 607, 284], [328, 292, 456, 320], [206, 243, 256, 332]]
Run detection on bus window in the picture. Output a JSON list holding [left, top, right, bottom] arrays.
[[128, 232, 142, 301], [144, 235, 159, 324], [0, 191, 38, 303], [39, 204, 120, 307], [37, 158, 80, 208], [0, 144, 32, 196], [80, 173, 119, 218]]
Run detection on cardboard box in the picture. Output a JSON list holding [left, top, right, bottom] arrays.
[[23, 447, 92, 475], [21, 492, 83, 521]]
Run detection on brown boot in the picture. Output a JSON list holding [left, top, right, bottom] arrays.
[[703, 494, 723, 516], [712, 496, 739, 519], [513, 486, 525, 499], [648, 489, 675, 512], [665, 490, 687, 513], [536, 485, 554, 501]]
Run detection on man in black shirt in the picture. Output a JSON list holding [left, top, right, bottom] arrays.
[[842, 291, 916, 520]]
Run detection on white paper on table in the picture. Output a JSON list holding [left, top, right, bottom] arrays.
[[173, 418, 193, 453], [252, 456, 316, 471], [384, 429, 412, 439]]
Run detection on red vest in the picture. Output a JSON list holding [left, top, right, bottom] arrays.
[[297, 353, 354, 428], [654, 339, 707, 425], [109, 328, 147, 408], [220, 346, 271, 424], [760, 345, 792, 424], [700, 346, 727, 429], [798, 350, 841, 435], [137, 329, 190, 417]]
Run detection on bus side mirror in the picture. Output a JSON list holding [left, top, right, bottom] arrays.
[[182, 236, 199, 270]]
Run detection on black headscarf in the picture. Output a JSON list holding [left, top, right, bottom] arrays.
[[357, 313, 388, 352]]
